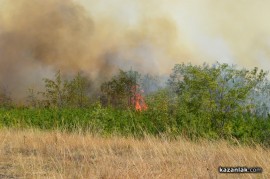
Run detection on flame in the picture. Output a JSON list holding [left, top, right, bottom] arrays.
[[131, 85, 148, 111]]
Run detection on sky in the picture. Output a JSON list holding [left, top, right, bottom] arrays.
[[78, 0, 270, 69]]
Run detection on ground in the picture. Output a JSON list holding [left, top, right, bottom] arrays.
[[0, 129, 269, 179]]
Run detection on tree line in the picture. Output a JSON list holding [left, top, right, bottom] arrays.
[[1, 62, 270, 144], [1, 62, 270, 117]]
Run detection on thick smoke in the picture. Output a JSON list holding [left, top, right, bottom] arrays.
[[0, 0, 192, 100], [2, 0, 270, 100], [0, 0, 95, 99]]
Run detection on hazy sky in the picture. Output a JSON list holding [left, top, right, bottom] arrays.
[[78, 0, 270, 70]]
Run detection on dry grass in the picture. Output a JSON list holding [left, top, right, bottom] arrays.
[[0, 129, 269, 179]]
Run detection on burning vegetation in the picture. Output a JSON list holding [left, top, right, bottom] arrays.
[[131, 85, 148, 111], [1, 62, 270, 147], [1, 0, 270, 149], [1, 1, 270, 178], [100, 69, 150, 111]]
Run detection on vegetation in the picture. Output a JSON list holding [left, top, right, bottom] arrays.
[[0, 129, 268, 178], [100, 69, 140, 108], [1, 62, 270, 147], [0, 86, 12, 108]]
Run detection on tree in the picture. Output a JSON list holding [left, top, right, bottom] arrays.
[[0, 85, 12, 108], [168, 62, 267, 136], [27, 88, 39, 108], [39, 71, 92, 108], [65, 72, 91, 108], [39, 71, 69, 108], [100, 69, 141, 108], [247, 73, 270, 117]]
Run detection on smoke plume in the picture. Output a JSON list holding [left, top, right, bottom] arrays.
[[0, 0, 192, 100], [1, 0, 270, 100]]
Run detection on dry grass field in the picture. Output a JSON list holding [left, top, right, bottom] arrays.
[[0, 129, 269, 179]]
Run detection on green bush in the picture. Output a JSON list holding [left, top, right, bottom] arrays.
[[1, 62, 270, 147]]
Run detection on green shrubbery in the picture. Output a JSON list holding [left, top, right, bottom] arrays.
[[1, 62, 270, 146]]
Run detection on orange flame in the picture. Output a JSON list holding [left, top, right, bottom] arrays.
[[131, 85, 148, 111]]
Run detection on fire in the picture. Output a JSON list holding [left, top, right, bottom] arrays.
[[131, 85, 148, 111]]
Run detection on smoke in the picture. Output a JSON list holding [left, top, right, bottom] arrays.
[[0, 0, 95, 99], [184, 0, 270, 68], [79, 0, 270, 71], [0, 0, 193, 100], [1, 0, 270, 100]]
